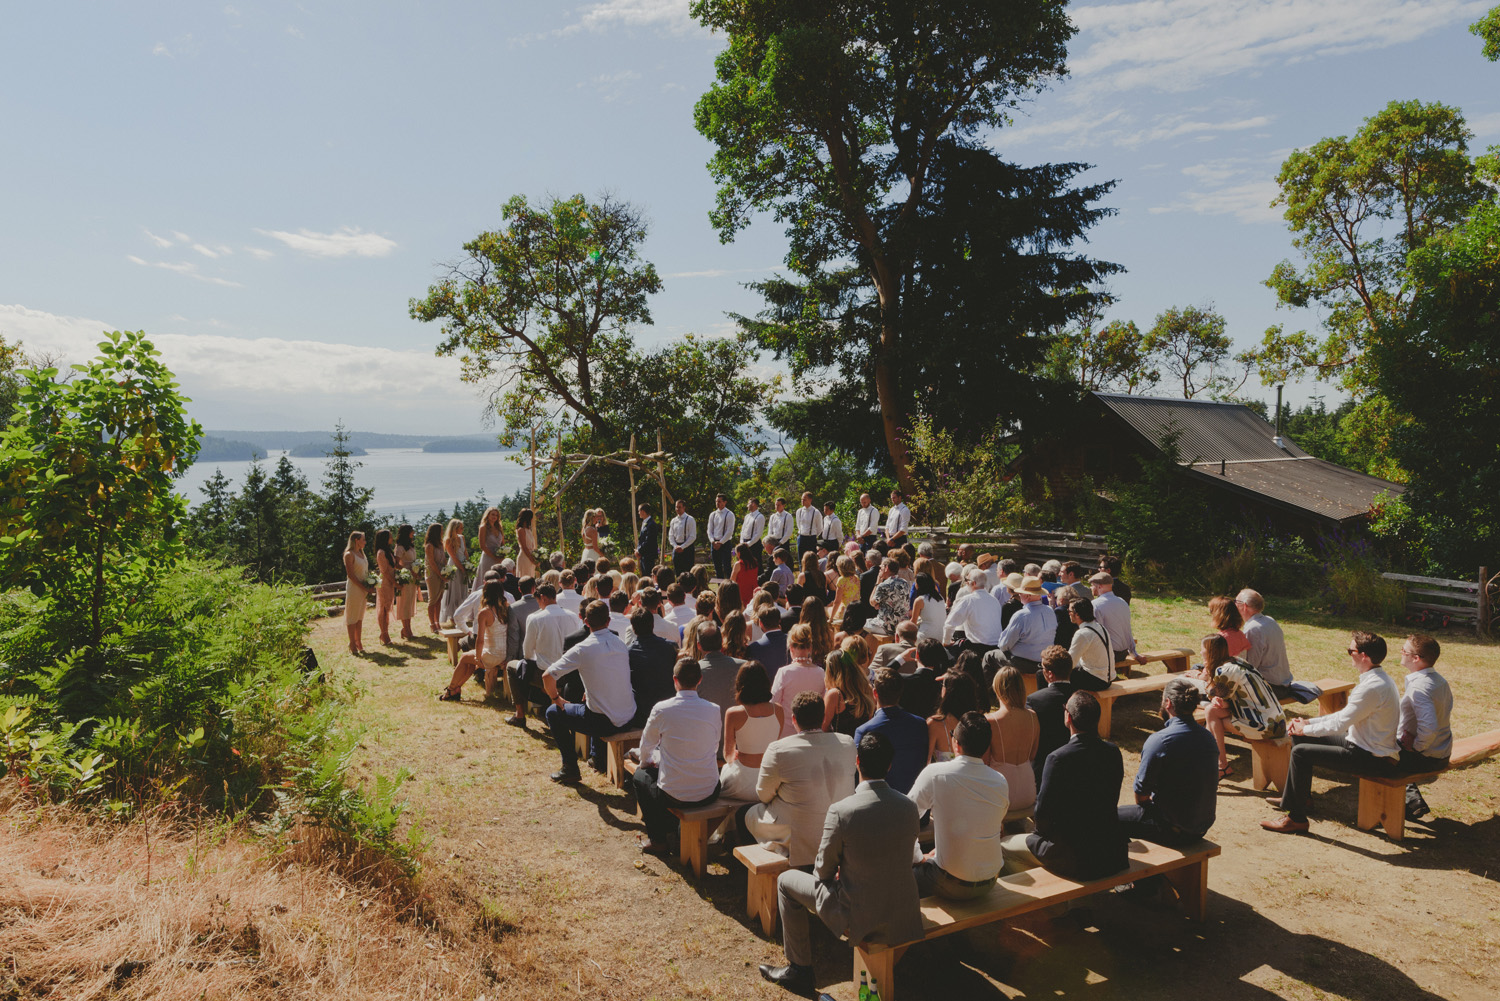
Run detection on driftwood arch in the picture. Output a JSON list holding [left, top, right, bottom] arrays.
[[534, 432, 676, 561]]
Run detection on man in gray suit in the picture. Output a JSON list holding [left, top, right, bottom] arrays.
[[695, 623, 744, 721], [741, 692, 856, 867], [759, 731, 924, 996]]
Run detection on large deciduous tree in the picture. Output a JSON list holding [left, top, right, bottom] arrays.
[[1474, 6, 1500, 60], [691, 0, 1103, 494], [1143, 305, 1248, 400]]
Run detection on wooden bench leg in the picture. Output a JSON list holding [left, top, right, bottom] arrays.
[[1357, 779, 1406, 840], [1162, 857, 1209, 921], [1097, 698, 1114, 739], [854, 944, 902, 1001], [1165, 654, 1188, 673], [575, 732, 589, 763], [445, 635, 460, 665], [607, 741, 628, 789], [1250, 739, 1290, 792], [679, 818, 709, 878], [1319, 690, 1349, 715], [746, 870, 778, 937]]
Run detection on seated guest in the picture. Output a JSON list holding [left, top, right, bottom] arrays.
[[633, 658, 723, 856], [1058, 561, 1091, 603], [742, 691, 857, 867], [869, 557, 913, 637], [1052, 592, 1077, 651], [1025, 646, 1076, 785], [1209, 594, 1249, 657], [1066, 597, 1115, 692], [1002, 691, 1128, 879], [871, 620, 920, 675], [1262, 631, 1400, 834], [696, 623, 744, 723], [746, 606, 790, 679], [1235, 588, 1297, 695], [1188, 634, 1286, 778], [926, 670, 979, 764], [505, 575, 538, 663], [664, 582, 694, 632], [995, 576, 1056, 677], [542, 601, 636, 782], [854, 670, 929, 794], [823, 647, 876, 736], [439, 579, 510, 701], [1097, 554, 1131, 603], [631, 586, 682, 645], [720, 663, 785, 800], [554, 569, 582, 614], [627, 607, 678, 729], [759, 731, 922, 996], [898, 638, 947, 718], [1089, 572, 1135, 663], [1394, 633, 1453, 820], [722, 609, 752, 659], [507, 582, 570, 728], [944, 566, 1004, 657], [769, 548, 794, 595], [985, 665, 1039, 812], [992, 571, 1023, 627], [909, 712, 1010, 900], [607, 590, 631, 635], [1119, 678, 1219, 845], [770, 624, 827, 738]]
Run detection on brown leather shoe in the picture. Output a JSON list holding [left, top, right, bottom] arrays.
[[1260, 814, 1309, 834]]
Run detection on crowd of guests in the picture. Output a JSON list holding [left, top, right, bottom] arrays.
[[349, 498, 1459, 994]]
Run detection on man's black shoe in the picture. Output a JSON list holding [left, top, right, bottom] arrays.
[[758, 963, 815, 996], [550, 768, 581, 784]]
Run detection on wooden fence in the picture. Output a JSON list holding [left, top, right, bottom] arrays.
[[905, 526, 1110, 566], [1381, 567, 1495, 638]]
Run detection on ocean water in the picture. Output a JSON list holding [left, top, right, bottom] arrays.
[[174, 448, 535, 517]]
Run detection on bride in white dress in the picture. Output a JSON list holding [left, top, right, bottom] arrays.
[[581, 508, 606, 564]]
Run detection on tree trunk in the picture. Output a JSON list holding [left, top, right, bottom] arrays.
[[873, 317, 916, 498]]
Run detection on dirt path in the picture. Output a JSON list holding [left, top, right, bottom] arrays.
[[326, 603, 1500, 1001]]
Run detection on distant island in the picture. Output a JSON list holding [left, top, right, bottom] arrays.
[[288, 442, 368, 458], [196, 436, 262, 462], [421, 438, 500, 453]]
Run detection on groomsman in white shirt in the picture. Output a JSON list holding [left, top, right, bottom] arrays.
[[739, 497, 766, 572], [669, 499, 697, 575], [764, 497, 794, 559], [707, 493, 736, 580], [819, 501, 843, 551], [854, 493, 881, 551], [794, 491, 823, 562], [884, 490, 911, 551]]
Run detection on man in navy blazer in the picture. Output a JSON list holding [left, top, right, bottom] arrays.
[[635, 503, 660, 570], [745, 606, 789, 680]]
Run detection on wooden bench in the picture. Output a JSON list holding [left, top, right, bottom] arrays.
[[1356, 728, 1500, 841], [733, 843, 792, 935], [670, 797, 757, 877], [1224, 677, 1356, 790], [850, 838, 1221, 1000], [602, 729, 643, 788], [440, 628, 466, 665], [1021, 647, 1192, 699]]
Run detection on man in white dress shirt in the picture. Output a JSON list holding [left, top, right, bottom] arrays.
[[506, 583, 572, 728], [633, 657, 723, 854], [764, 497, 794, 558], [944, 566, 1004, 656], [1262, 631, 1400, 833], [854, 493, 881, 551], [1393, 633, 1454, 820], [668, 498, 697, 576], [664, 581, 695, 634], [1089, 572, 1136, 662], [818, 501, 843, 552], [705, 492, 736, 581], [883, 490, 911, 551], [739, 497, 766, 572], [543, 601, 636, 781], [909, 711, 1009, 899], [793, 491, 823, 562]]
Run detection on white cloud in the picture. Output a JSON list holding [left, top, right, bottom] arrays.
[[572, 0, 696, 35], [286, 25, 304, 39], [1150, 180, 1282, 223], [1001, 105, 1271, 151], [191, 243, 229, 259], [171, 230, 191, 243], [0, 303, 476, 428], [152, 42, 171, 57], [244, 246, 275, 260], [1069, 0, 1488, 93], [127, 255, 243, 288], [143, 227, 174, 248], [255, 226, 397, 259]]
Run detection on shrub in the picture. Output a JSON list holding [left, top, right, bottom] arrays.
[[1321, 537, 1405, 621]]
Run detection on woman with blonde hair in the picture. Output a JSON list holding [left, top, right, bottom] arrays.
[[342, 531, 369, 655], [620, 571, 639, 598], [801, 597, 835, 662], [715, 580, 744, 622], [722, 609, 750, 659], [985, 664, 1039, 811], [830, 554, 859, 623], [440, 518, 467, 626], [477, 506, 505, 583], [822, 646, 875, 735], [423, 523, 446, 633], [514, 507, 538, 579], [581, 508, 605, 563], [770, 624, 826, 737]]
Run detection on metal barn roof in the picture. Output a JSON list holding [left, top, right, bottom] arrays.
[[1093, 393, 1405, 525]]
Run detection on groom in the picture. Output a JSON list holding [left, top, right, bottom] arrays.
[[635, 502, 660, 571]]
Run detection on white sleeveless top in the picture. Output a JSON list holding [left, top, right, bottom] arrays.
[[479, 612, 508, 666], [735, 711, 782, 756]]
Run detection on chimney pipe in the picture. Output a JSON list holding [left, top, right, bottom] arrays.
[[1275, 384, 1283, 436]]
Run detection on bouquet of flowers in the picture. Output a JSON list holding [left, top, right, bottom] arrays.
[[466, 552, 481, 575], [394, 567, 413, 597], [413, 558, 426, 579], [441, 562, 457, 581], [364, 571, 379, 592]]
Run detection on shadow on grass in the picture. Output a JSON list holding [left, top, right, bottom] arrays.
[[1301, 812, 1500, 884]]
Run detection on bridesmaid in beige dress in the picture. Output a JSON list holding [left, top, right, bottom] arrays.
[[515, 507, 538, 579], [394, 523, 420, 641], [440, 518, 468, 626], [423, 523, 446, 633], [373, 528, 397, 645], [475, 507, 505, 586], [342, 531, 369, 655]]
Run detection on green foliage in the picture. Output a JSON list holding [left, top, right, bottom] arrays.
[[1321, 538, 1406, 621], [733, 439, 894, 532], [1473, 6, 1500, 61], [1254, 100, 1485, 393], [1142, 305, 1250, 400], [691, 0, 1106, 491], [1369, 198, 1500, 575], [0, 333, 25, 427], [0, 331, 202, 649], [1044, 297, 1159, 395], [1104, 436, 1218, 587], [903, 413, 1019, 533]]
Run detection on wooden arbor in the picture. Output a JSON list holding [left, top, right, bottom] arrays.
[[538, 432, 676, 561]]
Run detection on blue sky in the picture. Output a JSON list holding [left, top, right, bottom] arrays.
[[2, 0, 1495, 435]]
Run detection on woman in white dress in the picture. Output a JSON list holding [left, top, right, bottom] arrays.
[[475, 506, 505, 585], [910, 573, 947, 642], [581, 508, 605, 564], [342, 531, 369, 655], [423, 523, 446, 633], [440, 518, 468, 626], [719, 663, 784, 800], [439, 579, 510, 702], [515, 507, 538, 579]]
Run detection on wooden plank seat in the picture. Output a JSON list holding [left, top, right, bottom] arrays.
[[1021, 647, 1193, 699], [1191, 676, 1355, 791], [670, 796, 757, 878], [852, 838, 1221, 1000], [1356, 728, 1500, 841], [601, 729, 643, 788], [734, 843, 792, 935], [439, 628, 466, 666]]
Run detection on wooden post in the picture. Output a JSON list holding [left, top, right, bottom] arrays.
[[555, 431, 566, 562], [628, 433, 639, 555], [1480, 566, 1492, 640], [657, 431, 669, 563], [529, 426, 537, 509]]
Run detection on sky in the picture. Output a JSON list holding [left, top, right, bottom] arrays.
[[2, 1, 1496, 435]]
